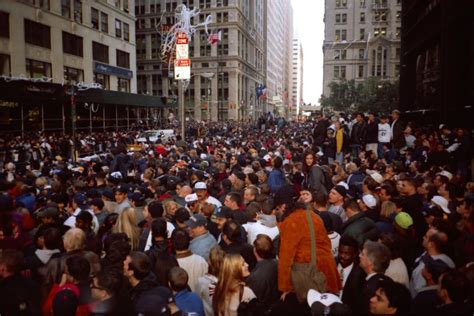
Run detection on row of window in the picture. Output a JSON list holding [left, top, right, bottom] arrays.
[[336, 0, 401, 9], [336, 11, 400, 25], [19, 19, 131, 68], [335, 27, 400, 41], [0, 54, 129, 91], [333, 47, 401, 60], [333, 63, 400, 79]]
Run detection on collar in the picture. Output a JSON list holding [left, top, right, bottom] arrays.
[[365, 272, 377, 281], [191, 231, 211, 242], [175, 250, 193, 259]]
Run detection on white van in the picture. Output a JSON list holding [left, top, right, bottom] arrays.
[[137, 129, 176, 143]]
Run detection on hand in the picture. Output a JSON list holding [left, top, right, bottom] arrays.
[[280, 291, 290, 301]]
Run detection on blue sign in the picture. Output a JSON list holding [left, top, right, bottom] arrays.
[[94, 62, 133, 79]]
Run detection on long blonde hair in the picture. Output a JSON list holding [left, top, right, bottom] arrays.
[[113, 207, 140, 250], [380, 201, 397, 219], [213, 254, 245, 316]]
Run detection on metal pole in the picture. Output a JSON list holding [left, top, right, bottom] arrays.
[[71, 89, 77, 163], [41, 104, 44, 131], [89, 105, 92, 133], [62, 103, 65, 135], [21, 104, 24, 138], [115, 105, 118, 131], [178, 80, 185, 138], [102, 105, 105, 131]]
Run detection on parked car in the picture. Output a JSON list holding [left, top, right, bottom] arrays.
[[136, 129, 176, 143]]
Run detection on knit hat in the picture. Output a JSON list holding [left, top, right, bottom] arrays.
[[394, 212, 413, 229], [332, 185, 347, 198]]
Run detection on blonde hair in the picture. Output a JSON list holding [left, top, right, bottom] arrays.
[[380, 201, 397, 219], [113, 207, 140, 250], [208, 246, 225, 277], [63, 228, 86, 252], [213, 254, 245, 315], [164, 200, 179, 215]]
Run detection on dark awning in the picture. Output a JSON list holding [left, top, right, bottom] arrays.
[[0, 77, 65, 103], [75, 88, 171, 108]]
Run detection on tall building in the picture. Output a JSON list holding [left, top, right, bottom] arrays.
[[400, 0, 474, 127], [289, 35, 303, 118], [136, 0, 265, 122], [265, 0, 293, 117], [322, 0, 401, 97], [0, 0, 136, 92]]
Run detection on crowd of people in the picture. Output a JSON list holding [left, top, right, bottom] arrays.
[[0, 110, 472, 316]]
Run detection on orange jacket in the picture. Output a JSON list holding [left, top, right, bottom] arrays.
[[278, 209, 342, 294]]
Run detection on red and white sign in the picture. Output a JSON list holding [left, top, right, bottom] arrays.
[[176, 43, 189, 59], [175, 33, 190, 80]]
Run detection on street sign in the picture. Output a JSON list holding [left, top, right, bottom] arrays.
[[174, 59, 191, 80], [176, 43, 189, 59]]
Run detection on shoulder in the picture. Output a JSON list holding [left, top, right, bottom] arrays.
[[242, 286, 257, 302]]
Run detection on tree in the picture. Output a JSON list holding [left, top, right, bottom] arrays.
[[320, 78, 399, 114]]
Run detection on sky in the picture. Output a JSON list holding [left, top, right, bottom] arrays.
[[291, 0, 325, 105]]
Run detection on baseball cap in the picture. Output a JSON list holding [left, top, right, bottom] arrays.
[[421, 205, 444, 218], [436, 170, 453, 181], [37, 206, 59, 218], [332, 185, 347, 198], [394, 212, 413, 229], [215, 206, 233, 219], [115, 185, 128, 194], [422, 256, 452, 281], [184, 213, 208, 229], [73, 193, 88, 208], [194, 182, 207, 190], [431, 196, 451, 214], [362, 194, 377, 209], [101, 189, 114, 200], [307, 289, 342, 307], [131, 192, 145, 203], [368, 172, 384, 184], [185, 193, 199, 204]]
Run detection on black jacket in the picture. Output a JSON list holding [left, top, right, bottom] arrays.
[[341, 212, 378, 247], [391, 119, 406, 149], [313, 119, 330, 146], [0, 274, 41, 316], [401, 194, 428, 243], [340, 263, 366, 315], [246, 259, 279, 306], [220, 240, 257, 271], [359, 273, 392, 315], [366, 121, 379, 144], [350, 121, 367, 145]]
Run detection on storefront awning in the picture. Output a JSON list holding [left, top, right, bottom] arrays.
[[0, 77, 65, 103], [76, 88, 171, 108]]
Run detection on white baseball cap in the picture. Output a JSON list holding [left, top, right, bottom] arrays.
[[431, 195, 451, 214], [369, 172, 384, 184], [307, 289, 342, 308], [194, 182, 207, 190], [185, 193, 199, 203], [436, 170, 453, 181], [362, 194, 377, 209]]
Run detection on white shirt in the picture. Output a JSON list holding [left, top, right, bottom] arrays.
[[64, 207, 99, 234], [144, 221, 175, 251], [196, 274, 218, 316], [385, 258, 409, 288], [177, 253, 209, 292], [206, 195, 222, 209], [378, 123, 392, 143], [328, 232, 341, 258], [337, 262, 354, 298], [242, 221, 279, 245], [410, 252, 455, 297]]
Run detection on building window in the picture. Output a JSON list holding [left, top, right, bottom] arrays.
[[335, 14, 340, 24], [360, 12, 365, 23], [360, 0, 366, 7], [39, 0, 50, 10], [395, 47, 401, 59], [341, 13, 347, 23], [358, 65, 364, 78], [334, 49, 346, 60], [115, 0, 121, 9], [91, 8, 99, 29], [61, 0, 71, 19], [123, 0, 129, 12], [118, 78, 130, 92], [334, 65, 346, 79], [396, 11, 401, 21], [24, 19, 51, 49], [123, 23, 129, 41], [100, 12, 108, 33], [26, 59, 52, 78], [94, 73, 109, 89], [115, 19, 122, 38], [0, 11, 9, 38], [116, 50, 130, 68], [64, 66, 84, 84], [0, 54, 10, 76], [396, 27, 401, 39], [360, 28, 365, 40], [92, 41, 109, 63], [73, 0, 82, 23], [335, 0, 347, 8], [395, 64, 400, 76], [62, 32, 83, 57], [359, 48, 365, 59]]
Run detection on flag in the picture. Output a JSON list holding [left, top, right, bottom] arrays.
[[208, 31, 222, 45]]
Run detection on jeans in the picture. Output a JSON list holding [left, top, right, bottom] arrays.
[[350, 144, 361, 158]]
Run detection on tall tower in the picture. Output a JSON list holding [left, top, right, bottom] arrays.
[[322, 0, 401, 97]]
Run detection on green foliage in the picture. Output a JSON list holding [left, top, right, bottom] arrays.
[[320, 78, 399, 114]]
